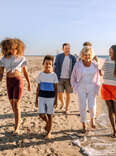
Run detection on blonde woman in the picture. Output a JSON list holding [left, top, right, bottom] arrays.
[[71, 47, 100, 133], [0, 38, 31, 134]]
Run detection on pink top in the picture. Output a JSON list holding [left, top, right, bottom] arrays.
[[71, 60, 100, 95]]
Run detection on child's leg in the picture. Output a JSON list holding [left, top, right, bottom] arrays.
[[105, 100, 116, 137], [13, 99, 21, 133], [9, 99, 15, 113], [39, 114, 48, 123], [45, 114, 53, 139]]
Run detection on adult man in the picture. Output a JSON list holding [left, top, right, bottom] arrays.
[[54, 43, 76, 113]]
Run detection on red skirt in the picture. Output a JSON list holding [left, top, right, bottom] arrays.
[[101, 84, 116, 100]]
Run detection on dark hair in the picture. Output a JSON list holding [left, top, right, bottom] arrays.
[[111, 45, 116, 76], [43, 55, 54, 65], [83, 41, 92, 47], [62, 43, 70, 49]]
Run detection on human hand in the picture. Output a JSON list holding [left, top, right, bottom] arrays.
[[28, 83, 31, 91]]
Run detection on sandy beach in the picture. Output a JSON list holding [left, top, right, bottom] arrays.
[[0, 56, 115, 156]]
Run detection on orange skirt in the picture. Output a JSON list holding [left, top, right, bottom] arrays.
[[101, 84, 116, 100]]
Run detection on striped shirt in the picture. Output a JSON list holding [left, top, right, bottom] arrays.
[[36, 72, 58, 98], [103, 58, 116, 86]]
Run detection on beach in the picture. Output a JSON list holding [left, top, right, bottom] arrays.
[[0, 56, 115, 156]]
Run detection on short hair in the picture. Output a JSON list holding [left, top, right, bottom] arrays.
[[80, 47, 94, 59], [83, 42, 92, 47], [62, 43, 70, 49], [43, 55, 54, 65]]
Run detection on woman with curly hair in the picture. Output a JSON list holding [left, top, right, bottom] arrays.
[[0, 38, 31, 134]]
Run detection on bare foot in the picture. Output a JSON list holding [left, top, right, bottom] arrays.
[[12, 129, 19, 135], [60, 104, 64, 110], [111, 131, 116, 138], [91, 119, 96, 129], [45, 133, 52, 139]]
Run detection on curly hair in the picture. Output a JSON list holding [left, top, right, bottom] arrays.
[[0, 38, 25, 57], [0, 38, 16, 57], [14, 38, 25, 56]]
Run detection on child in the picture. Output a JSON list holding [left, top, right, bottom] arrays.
[[0, 38, 31, 134], [35, 55, 58, 139], [101, 45, 116, 138]]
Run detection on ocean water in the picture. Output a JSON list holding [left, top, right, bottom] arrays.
[[72, 104, 116, 156]]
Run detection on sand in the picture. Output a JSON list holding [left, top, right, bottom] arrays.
[[0, 56, 105, 156]]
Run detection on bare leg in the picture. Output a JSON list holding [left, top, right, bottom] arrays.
[[65, 92, 70, 113], [45, 114, 53, 139], [13, 99, 21, 134], [59, 92, 64, 109], [106, 100, 116, 137], [9, 99, 15, 113], [113, 101, 116, 137], [82, 122, 87, 133], [90, 118, 96, 129], [39, 114, 48, 131]]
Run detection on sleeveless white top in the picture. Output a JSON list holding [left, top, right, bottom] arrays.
[[0, 55, 27, 73]]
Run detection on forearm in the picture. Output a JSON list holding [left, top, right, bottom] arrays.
[[54, 84, 58, 102], [22, 67, 30, 84], [36, 85, 40, 100]]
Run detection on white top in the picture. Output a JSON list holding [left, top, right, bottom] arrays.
[[36, 72, 58, 84], [0, 56, 27, 73], [102, 58, 116, 86], [80, 63, 97, 84], [60, 55, 70, 79]]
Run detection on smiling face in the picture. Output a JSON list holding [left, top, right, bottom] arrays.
[[82, 51, 92, 63], [63, 44, 70, 56], [43, 59, 53, 73], [109, 48, 114, 60]]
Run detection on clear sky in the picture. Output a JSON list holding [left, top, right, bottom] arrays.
[[0, 0, 116, 55]]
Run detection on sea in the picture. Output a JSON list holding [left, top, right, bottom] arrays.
[[72, 55, 116, 156]]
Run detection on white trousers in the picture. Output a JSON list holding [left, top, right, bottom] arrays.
[[77, 84, 96, 123]]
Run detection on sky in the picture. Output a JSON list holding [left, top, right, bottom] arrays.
[[0, 0, 116, 55]]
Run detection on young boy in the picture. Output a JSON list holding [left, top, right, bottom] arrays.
[[35, 55, 58, 139]]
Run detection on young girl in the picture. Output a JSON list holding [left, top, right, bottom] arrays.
[[71, 47, 100, 133], [0, 38, 31, 134], [101, 45, 116, 138]]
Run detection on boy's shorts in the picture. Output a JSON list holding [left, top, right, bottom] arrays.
[[38, 97, 55, 114], [58, 78, 73, 93]]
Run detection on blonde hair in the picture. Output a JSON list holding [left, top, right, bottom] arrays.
[[14, 38, 25, 56], [80, 47, 94, 60]]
